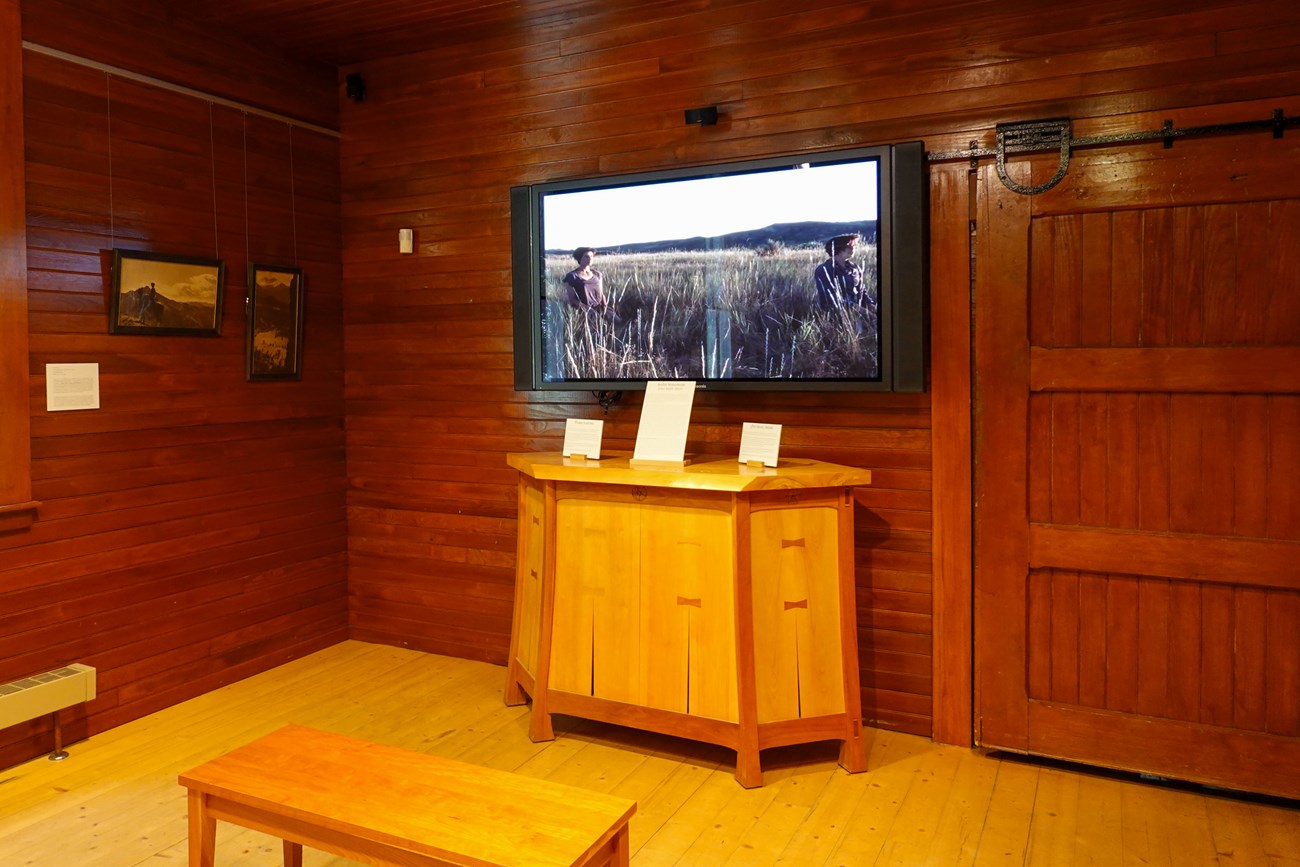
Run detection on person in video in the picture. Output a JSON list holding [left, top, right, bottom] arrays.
[[562, 247, 616, 320], [814, 233, 866, 311]]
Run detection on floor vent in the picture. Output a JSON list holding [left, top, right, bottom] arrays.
[[0, 663, 97, 731]]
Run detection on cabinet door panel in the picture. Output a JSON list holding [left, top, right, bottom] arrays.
[[751, 503, 845, 722], [550, 494, 640, 700], [640, 493, 737, 722], [514, 478, 546, 677]]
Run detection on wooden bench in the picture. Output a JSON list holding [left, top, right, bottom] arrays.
[[178, 724, 636, 867]]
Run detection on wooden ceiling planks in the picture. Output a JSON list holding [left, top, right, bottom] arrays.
[[172, 0, 615, 65]]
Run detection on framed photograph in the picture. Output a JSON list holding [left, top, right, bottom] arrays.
[[247, 263, 305, 381], [109, 249, 225, 335]]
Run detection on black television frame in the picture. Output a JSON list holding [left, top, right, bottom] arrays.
[[510, 141, 927, 393]]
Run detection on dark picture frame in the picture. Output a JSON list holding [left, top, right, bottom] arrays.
[[109, 249, 226, 335], [246, 263, 305, 381]]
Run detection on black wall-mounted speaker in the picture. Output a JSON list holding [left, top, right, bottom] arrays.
[[345, 73, 367, 102], [684, 106, 719, 126]]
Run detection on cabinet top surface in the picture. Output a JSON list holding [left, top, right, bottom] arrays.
[[506, 452, 871, 491]]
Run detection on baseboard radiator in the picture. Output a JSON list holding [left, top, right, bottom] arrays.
[[0, 664, 96, 759]]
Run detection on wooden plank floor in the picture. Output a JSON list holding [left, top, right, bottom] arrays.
[[0, 640, 1296, 866]]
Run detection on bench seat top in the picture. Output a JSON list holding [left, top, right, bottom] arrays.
[[179, 724, 636, 867]]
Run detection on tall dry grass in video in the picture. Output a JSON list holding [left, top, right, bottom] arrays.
[[545, 245, 880, 382]]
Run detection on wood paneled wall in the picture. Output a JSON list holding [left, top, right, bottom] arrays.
[[1, 0, 35, 533], [338, 0, 1300, 740], [0, 2, 344, 769], [8, 0, 1300, 768]]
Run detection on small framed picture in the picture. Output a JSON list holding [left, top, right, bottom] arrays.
[[246, 263, 305, 381], [108, 249, 225, 335]]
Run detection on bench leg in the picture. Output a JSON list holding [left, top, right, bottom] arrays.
[[579, 824, 631, 867], [283, 839, 303, 867], [187, 790, 216, 867], [611, 824, 630, 866]]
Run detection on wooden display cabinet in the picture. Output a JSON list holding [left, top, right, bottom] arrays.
[[504, 452, 872, 787]]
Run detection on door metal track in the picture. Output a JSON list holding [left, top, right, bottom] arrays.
[[928, 108, 1298, 194]]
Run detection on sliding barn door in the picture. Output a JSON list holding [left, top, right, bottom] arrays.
[[973, 126, 1300, 799]]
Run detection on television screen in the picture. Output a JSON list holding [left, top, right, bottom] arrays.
[[511, 143, 926, 392]]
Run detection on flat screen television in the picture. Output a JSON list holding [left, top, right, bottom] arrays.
[[510, 142, 927, 393]]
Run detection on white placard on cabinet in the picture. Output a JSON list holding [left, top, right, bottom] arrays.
[[562, 418, 604, 460], [632, 380, 696, 465], [738, 422, 782, 467]]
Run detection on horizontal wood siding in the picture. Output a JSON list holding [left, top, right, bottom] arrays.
[[338, 0, 1300, 740], [1, 0, 35, 532], [0, 7, 344, 769], [8, 0, 1299, 762]]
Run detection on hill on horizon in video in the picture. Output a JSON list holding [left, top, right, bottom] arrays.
[[546, 219, 878, 257]]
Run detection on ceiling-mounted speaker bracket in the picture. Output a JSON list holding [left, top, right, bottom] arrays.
[[995, 118, 1071, 195]]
